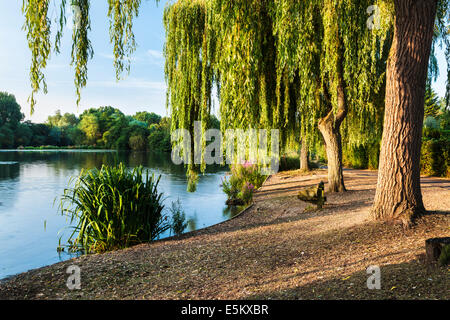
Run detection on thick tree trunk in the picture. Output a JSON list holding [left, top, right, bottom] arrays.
[[371, 0, 437, 226], [300, 136, 310, 171]]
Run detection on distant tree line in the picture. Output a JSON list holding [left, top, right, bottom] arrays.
[[2, 91, 219, 152]]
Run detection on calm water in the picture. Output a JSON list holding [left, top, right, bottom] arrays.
[[0, 150, 239, 280]]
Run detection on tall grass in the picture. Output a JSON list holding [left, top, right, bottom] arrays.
[[59, 163, 169, 253]]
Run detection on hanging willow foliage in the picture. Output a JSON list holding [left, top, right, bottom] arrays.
[[107, 0, 143, 80], [268, 0, 394, 152], [20, 0, 449, 148], [71, 0, 94, 105], [22, 0, 52, 114], [269, 0, 323, 149], [22, 0, 94, 110], [211, 0, 294, 162], [162, 0, 395, 170], [212, 0, 273, 129], [163, 0, 213, 173], [21, 0, 160, 113]]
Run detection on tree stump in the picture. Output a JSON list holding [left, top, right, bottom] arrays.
[[425, 237, 450, 265], [297, 181, 327, 209]]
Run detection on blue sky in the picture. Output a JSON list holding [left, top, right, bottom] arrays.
[[0, 1, 448, 123], [0, 0, 169, 123]]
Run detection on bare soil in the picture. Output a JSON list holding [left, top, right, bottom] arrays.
[[0, 169, 448, 300]]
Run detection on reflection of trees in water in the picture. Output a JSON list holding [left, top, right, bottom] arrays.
[[0, 151, 119, 172], [0, 150, 228, 176], [0, 162, 20, 181], [0, 163, 20, 210], [125, 151, 187, 175], [186, 213, 198, 232], [125, 151, 228, 175], [222, 205, 245, 220]]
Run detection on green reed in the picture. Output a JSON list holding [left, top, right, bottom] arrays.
[[58, 163, 169, 253]]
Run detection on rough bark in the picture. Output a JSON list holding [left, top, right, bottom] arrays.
[[300, 136, 310, 171], [318, 106, 346, 193], [371, 0, 437, 226]]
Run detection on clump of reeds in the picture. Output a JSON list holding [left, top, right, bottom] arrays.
[[58, 163, 169, 253]]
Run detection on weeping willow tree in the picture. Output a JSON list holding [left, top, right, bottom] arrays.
[[267, 0, 391, 192], [163, 0, 214, 188], [164, 0, 283, 181], [163, 0, 391, 192]]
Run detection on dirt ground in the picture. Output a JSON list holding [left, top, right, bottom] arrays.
[[0, 169, 449, 300]]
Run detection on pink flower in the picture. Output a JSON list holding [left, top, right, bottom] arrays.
[[242, 161, 252, 168]]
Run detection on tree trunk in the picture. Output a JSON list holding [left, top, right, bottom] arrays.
[[300, 136, 310, 171], [318, 37, 348, 193], [371, 0, 437, 226], [318, 108, 346, 193]]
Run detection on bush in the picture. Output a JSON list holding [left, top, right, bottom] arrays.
[[279, 154, 299, 171], [222, 162, 266, 205], [148, 129, 171, 152], [59, 163, 169, 253], [421, 138, 449, 177], [367, 142, 380, 170], [423, 127, 441, 140], [344, 145, 368, 169]]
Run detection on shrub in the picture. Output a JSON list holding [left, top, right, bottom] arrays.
[[59, 163, 169, 253], [279, 154, 300, 171], [421, 138, 448, 177], [222, 162, 266, 205], [342, 141, 380, 170], [423, 127, 441, 140], [344, 145, 368, 169], [367, 142, 380, 170]]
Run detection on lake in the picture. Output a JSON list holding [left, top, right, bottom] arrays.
[[0, 150, 239, 280]]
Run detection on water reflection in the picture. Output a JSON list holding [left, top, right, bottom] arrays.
[[186, 213, 198, 232], [223, 205, 246, 219], [0, 162, 20, 181]]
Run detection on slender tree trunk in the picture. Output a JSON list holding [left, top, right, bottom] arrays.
[[371, 0, 437, 226], [300, 136, 310, 171], [318, 107, 346, 193], [318, 36, 348, 193]]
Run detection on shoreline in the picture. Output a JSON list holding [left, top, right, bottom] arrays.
[[0, 168, 448, 300]]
